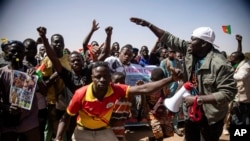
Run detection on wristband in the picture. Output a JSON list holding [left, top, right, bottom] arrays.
[[197, 96, 203, 105]]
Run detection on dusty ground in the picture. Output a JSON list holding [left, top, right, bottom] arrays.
[[125, 125, 229, 141]]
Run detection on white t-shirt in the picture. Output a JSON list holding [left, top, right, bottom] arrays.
[[104, 56, 126, 74]]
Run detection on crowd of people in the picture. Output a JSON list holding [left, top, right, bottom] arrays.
[[0, 18, 249, 141]]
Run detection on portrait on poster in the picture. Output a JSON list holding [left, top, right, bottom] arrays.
[[10, 70, 38, 110]]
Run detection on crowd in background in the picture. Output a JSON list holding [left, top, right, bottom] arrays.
[[0, 18, 249, 141]]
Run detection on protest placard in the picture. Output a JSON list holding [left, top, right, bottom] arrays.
[[10, 70, 38, 110], [125, 64, 157, 86]]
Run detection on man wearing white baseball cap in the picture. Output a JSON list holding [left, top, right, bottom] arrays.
[[130, 17, 237, 141], [191, 27, 219, 48]]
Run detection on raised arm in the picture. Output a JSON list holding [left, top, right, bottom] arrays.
[[236, 34, 242, 52], [128, 68, 183, 97], [130, 17, 188, 55], [82, 19, 100, 53], [130, 17, 165, 39], [150, 38, 161, 53], [97, 26, 112, 61], [37, 27, 63, 73], [149, 38, 161, 65]]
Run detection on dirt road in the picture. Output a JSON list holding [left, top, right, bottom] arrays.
[[125, 126, 229, 141]]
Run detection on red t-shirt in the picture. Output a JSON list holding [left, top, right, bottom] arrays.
[[67, 83, 130, 129]]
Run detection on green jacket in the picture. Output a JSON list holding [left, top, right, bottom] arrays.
[[160, 31, 237, 124]]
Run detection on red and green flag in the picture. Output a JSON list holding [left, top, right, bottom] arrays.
[[222, 25, 231, 34], [35, 64, 45, 81]]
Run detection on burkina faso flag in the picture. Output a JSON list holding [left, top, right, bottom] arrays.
[[222, 25, 231, 34]]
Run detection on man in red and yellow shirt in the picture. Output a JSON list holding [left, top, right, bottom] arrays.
[[67, 82, 129, 130], [55, 62, 183, 141]]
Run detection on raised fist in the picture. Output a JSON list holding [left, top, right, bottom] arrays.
[[37, 27, 47, 37]]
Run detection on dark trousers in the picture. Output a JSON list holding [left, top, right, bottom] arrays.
[[0, 127, 40, 141], [229, 102, 250, 141], [38, 108, 48, 141], [67, 115, 77, 141], [184, 117, 224, 141]]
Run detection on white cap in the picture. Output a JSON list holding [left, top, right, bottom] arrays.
[[191, 27, 218, 47]]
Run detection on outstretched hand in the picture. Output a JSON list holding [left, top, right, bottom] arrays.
[[130, 17, 150, 27], [37, 27, 47, 37], [8, 104, 21, 115], [92, 19, 100, 32], [135, 80, 144, 86], [27, 68, 36, 76], [170, 67, 183, 81], [92, 43, 103, 56]]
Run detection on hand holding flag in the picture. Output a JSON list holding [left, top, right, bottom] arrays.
[[35, 64, 45, 81]]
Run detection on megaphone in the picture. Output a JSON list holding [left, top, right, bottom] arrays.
[[164, 82, 193, 113]]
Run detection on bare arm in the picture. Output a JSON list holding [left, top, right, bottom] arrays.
[[130, 17, 165, 39], [91, 44, 102, 62], [97, 26, 112, 61], [149, 39, 161, 65], [184, 95, 217, 107], [37, 27, 63, 73], [128, 68, 183, 97], [128, 76, 173, 97], [82, 19, 100, 53], [45, 71, 59, 87], [55, 113, 71, 141], [37, 80, 48, 96], [150, 38, 161, 53], [236, 34, 242, 52]]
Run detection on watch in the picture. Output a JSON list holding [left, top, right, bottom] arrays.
[[197, 97, 203, 105]]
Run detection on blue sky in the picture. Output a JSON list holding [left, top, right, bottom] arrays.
[[0, 0, 249, 55]]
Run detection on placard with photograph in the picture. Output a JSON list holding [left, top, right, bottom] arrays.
[[9, 70, 38, 110]]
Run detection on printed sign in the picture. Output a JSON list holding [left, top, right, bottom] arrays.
[[10, 70, 38, 110], [125, 64, 157, 86]]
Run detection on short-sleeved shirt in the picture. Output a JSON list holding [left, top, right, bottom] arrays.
[[40, 54, 71, 104], [138, 56, 150, 66], [67, 83, 130, 129], [104, 56, 125, 74], [59, 66, 92, 93], [160, 58, 182, 97]]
